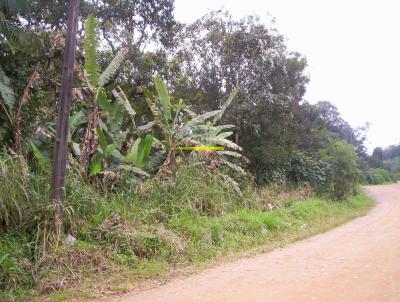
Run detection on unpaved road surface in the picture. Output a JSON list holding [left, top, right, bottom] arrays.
[[113, 184, 400, 302]]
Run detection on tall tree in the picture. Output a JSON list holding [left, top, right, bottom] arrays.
[[169, 11, 310, 172], [27, 0, 177, 52]]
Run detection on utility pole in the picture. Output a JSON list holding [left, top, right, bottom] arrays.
[[49, 0, 80, 241]]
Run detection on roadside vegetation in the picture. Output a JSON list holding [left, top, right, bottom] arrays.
[[365, 145, 400, 184], [0, 157, 373, 301], [0, 0, 378, 301]]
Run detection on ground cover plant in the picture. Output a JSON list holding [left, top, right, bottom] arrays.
[[0, 157, 374, 301], [0, 1, 379, 301]]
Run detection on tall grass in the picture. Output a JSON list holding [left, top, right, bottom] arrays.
[[0, 155, 374, 301], [0, 155, 49, 231]]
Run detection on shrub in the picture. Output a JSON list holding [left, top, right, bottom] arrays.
[[366, 168, 395, 184], [319, 141, 361, 200], [288, 152, 327, 188], [255, 152, 327, 193]]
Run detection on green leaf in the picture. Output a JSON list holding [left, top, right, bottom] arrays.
[[0, 65, 15, 110], [96, 127, 107, 153], [220, 173, 242, 195], [188, 110, 221, 125], [208, 137, 243, 151], [99, 48, 128, 87], [69, 110, 85, 137], [111, 149, 126, 162], [126, 137, 141, 164], [84, 15, 100, 88], [217, 150, 250, 163], [126, 134, 153, 168], [217, 131, 233, 139], [107, 99, 125, 135], [221, 159, 246, 174], [154, 76, 172, 124], [29, 140, 50, 173], [211, 124, 235, 135], [106, 144, 116, 156], [89, 158, 102, 177], [213, 86, 239, 124], [112, 86, 136, 128], [137, 134, 153, 168], [0, 0, 27, 16], [97, 89, 112, 112]]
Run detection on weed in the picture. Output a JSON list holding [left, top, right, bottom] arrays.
[[0, 157, 374, 300]]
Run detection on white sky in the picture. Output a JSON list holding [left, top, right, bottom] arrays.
[[174, 0, 400, 152]]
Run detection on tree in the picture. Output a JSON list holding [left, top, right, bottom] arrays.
[[319, 140, 361, 199], [27, 0, 177, 52], [315, 101, 368, 157], [169, 11, 310, 174], [369, 147, 383, 168]]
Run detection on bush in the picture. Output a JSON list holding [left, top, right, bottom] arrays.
[[366, 168, 395, 184], [319, 141, 361, 200], [288, 152, 327, 188], [256, 165, 288, 185], [255, 152, 327, 194]]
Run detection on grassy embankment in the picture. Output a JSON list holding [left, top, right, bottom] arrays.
[[0, 157, 374, 301]]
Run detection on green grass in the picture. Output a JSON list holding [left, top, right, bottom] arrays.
[[0, 160, 374, 301]]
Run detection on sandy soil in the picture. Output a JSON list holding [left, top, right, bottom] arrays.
[[112, 184, 400, 302]]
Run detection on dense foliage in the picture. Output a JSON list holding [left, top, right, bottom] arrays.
[[364, 144, 400, 184], [0, 0, 385, 298]]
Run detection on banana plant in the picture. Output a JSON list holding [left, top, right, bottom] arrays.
[[125, 134, 154, 169], [80, 15, 129, 171], [80, 15, 150, 178], [145, 76, 249, 187], [147, 76, 242, 150]]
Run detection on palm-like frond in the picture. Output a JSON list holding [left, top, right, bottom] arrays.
[[84, 15, 100, 88], [0, 65, 15, 110], [99, 48, 128, 87], [1, 22, 41, 50], [221, 159, 246, 174], [0, 11, 8, 32], [0, 0, 27, 16], [187, 110, 221, 125], [217, 131, 233, 139], [208, 137, 243, 151], [217, 150, 250, 163], [112, 86, 136, 128], [213, 86, 239, 124], [0, 0, 41, 51]]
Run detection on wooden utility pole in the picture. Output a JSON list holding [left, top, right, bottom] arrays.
[[49, 0, 80, 241]]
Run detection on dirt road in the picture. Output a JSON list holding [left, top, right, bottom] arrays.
[[113, 184, 400, 302]]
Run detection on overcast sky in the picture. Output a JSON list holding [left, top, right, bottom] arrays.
[[174, 0, 400, 152]]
